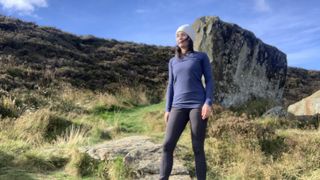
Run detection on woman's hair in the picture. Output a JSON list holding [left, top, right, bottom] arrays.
[[175, 37, 194, 58]]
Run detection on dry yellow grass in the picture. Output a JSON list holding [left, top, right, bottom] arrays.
[[204, 112, 320, 179], [53, 125, 89, 147], [14, 108, 72, 145]]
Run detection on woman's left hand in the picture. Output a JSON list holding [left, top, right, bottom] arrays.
[[201, 103, 211, 120]]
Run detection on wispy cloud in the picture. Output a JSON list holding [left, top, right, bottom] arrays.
[[254, 0, 271, 12], [135, 8, 149, 14], [0, 0, 47, 15], [238, 5, 320, 68]]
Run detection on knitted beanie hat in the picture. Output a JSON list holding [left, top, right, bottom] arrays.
[[176, 24, 195, 42]]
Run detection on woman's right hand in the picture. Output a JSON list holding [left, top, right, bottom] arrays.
[[164, 112, 170, 124]]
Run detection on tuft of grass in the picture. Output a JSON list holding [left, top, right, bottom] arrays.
[[65, 148, 100, 177], [53, 125, 90, 148], [0, 95, 18, 118], [116, 86, 149, 106], [106, 155, 132, 180], [86, 127, 112, 144], [14, 108, 73, 144]]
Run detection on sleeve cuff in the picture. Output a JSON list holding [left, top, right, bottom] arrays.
[[205, 98, 212, 106]]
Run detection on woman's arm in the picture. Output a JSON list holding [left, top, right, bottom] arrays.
[[202, 53, 214, 106], [165, 59, 174, 112]]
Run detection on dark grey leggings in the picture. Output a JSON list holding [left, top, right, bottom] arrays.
[[159, 108, 208, 180]]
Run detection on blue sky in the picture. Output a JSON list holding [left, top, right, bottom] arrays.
[[0, 0, 319, 70]]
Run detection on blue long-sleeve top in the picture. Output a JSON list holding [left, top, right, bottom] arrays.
[[165, 51, 214, 112]]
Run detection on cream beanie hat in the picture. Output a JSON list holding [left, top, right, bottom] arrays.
[[176, 24, 195, 42]]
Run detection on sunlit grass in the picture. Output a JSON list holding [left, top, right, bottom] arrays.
[[1, 83, 320, 179]]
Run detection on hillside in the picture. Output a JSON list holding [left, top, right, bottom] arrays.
[[0, 15, 172, 103], [1, 15, 320, 109], [283, 67, 320, 107]]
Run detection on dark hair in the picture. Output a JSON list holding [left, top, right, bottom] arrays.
[[175, 37, 194, 58]]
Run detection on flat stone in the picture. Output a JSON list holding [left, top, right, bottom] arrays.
[[80, 136, 191, 179]]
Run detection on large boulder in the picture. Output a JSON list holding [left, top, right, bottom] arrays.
[[80, 136, 191, 180], [193, 16, 287, 108], [288, 90, 320, 116]]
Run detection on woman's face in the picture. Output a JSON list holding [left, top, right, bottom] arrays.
[[176, 31, 189, 49]]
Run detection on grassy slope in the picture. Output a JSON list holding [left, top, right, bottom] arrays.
[[1, 94, 320, 179]]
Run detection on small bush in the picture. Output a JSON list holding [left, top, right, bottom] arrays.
[[116, 86, 149, 106], [106, 156, 132, 180], [14, 108, 73, 144], [0, 96, 18, 118], [230, 97, 276, 118], [53, 124, 90, 147], [259, 136, 288, 160], [0, 150, 14, 168], [65, 149, 100, 177], [91, 104, 127, 114], [6, 67, 25, 77], [50, 99, 86, 114], [87, 127, 112, 144], [208, 113, 275, 140]]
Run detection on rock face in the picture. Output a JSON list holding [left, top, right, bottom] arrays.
[[288, 90, 320, 116], [80, 136, 191, 180], [262, 106, 288, 118], [193, 16, 287, 108]]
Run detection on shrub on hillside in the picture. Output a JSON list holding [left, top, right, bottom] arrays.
[[230, 97, 276, 118], [14, 108, 73, 144], [0, 96, 18, 118]]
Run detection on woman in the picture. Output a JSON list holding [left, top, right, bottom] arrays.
[[159, 24, 214, 180]]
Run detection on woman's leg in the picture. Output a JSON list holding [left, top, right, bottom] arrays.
[[160, 108, 189, 180], [189, 108, 208, 180]]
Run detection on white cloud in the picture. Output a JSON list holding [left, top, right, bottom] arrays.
[[254, 0, 271, 12], [0, 0, 47, 14], [135, 9, 149, 14]]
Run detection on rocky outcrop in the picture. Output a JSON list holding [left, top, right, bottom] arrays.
[[193, 16, 287, 108], [262, 106, 288, 118], [283, 67, 320, 107], [80, 136, 191, 180], [288, 90, 320, 116]]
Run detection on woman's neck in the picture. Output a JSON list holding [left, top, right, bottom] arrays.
[[181, 48, 189, 55]]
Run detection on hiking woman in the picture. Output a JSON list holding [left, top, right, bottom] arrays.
[[159, 24, 214, 180]]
